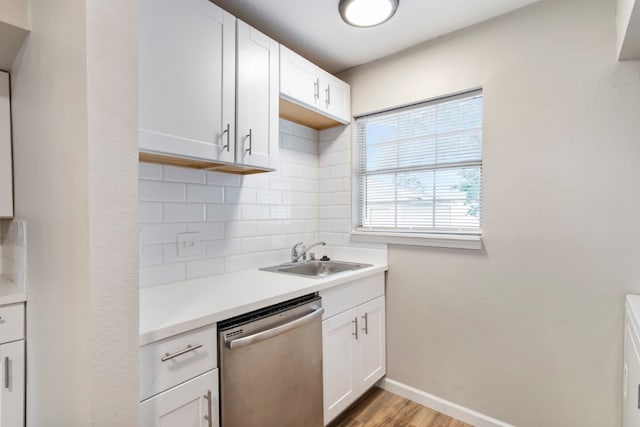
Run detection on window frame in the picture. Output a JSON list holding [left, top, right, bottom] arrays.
[[350, 89, 484, 250]]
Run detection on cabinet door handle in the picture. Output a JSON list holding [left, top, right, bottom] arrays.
[[362, 312, 368, 335], [245, 129, 252, 156], [352, 317, 358, 340], [160, 343, 202, 362], [222, 123, 231, 152], [203, 389, 213, 427], [4, 357, 9, 389], [314, 78, 320, 101], [325, 85, 331, 108]]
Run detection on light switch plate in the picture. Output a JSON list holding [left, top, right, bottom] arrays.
[[177, 232, 201, 257]]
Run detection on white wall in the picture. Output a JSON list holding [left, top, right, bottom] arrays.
[[139, 119, 321, 287], [340, 0, 640, 425], [10, 0, 139, 424]]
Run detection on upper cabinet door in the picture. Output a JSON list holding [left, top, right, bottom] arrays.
[[235, 21, 279, 169], [280, 45, 320, 109], [322, 74, 351, 124], [139, 0, 236, 163], [0, 71, 13, 218]]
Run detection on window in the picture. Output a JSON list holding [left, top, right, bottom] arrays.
[[353, 90, 483, 248]]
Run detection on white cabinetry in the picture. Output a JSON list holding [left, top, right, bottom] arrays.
[[1, 71, 13, 218], [235, 21, 279, 169], [0, 303, 24, 426], [139, 0, 278, 174], [280, 46, 351, 129], [624, 296, 640, 427], [320, 274, 386, 425], [140, 324, 218, 427], [140, 370, 218, 427]]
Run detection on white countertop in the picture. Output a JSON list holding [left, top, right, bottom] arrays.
[[0, 275, 27, 306], [140, 262, 387, 346]]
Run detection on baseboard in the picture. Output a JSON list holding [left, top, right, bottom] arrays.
[[377, 378, 514, 427]]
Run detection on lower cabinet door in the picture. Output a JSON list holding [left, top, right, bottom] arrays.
[[140, 369, 219, 427], [322, 307, 358, 425], [624, 321, 640, 427], [0, 340, 24, 427], [357, 296, 386, 391]]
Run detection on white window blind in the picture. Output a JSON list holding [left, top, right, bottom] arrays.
[[355, 90, 483, 235]]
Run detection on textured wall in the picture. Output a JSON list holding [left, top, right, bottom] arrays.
[[10, 0, 139, 424], [341, 0, 640, 425]]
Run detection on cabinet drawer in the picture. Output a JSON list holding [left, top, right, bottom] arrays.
[[0, 303, 24, 344], [320, 273, 384, 319], [140, 324, 217, 401]]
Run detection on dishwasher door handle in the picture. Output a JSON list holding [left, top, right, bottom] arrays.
[[225, 307, 324, 350]]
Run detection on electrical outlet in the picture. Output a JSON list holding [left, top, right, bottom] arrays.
[[177, 232, 201, 257]]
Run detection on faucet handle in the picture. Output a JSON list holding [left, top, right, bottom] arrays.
[[309, 253, 316, 261]]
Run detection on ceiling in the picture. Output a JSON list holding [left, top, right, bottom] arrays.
[[210, 0, 541, 73]]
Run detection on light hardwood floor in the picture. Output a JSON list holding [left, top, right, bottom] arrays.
[[328, 387, 473, 427]]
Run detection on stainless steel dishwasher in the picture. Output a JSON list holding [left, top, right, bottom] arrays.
[[218, 293, 324, 427]]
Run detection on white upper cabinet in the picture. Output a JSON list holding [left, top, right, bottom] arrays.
[[279, 45, 351, 129], [322, 73, 350, 124], [235, 21, 279, 170], [139, 0, 279, 173], [280, 46, 321, 109], [0, 71, 13, 218], [139, 0, 236, 164]]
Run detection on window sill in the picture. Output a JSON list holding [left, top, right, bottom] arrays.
[[350, 230, 483, 250]]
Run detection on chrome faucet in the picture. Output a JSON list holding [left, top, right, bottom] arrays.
[[291, 241, 326, 263]]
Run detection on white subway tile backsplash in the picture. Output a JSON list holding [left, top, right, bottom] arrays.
[[139, 162, 163, 180], [206, 204, 239, 222], [140, 244, 163, 266], [163, 242, 206, 264], [186, 222, 224, 240], [241, 173, 270, 189], [164, 165, 206, 183], [163, 203, 206, 222], [225, 252, 257, 273], [140, 180, 185, 202], [256, 189, 282, 205], [242, 236, 271, 253], [139, 202, 163, 223], [241, 205, 270, 221], [138, 119, 385, 287], [291, 121, 319, 141], [186, 184, 224, 203], [140, 263, 186, 287], [207, 171, 242, 187], [140, 223, 186, 244], [225, 187, 257, 204], [186, 258, 225, 279], [225, 221, 258, 239]]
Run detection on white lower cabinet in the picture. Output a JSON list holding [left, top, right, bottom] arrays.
[[321, 275, 386, 425], [141, 369, 219, 427], [0, 340, 24, 427], [624, 314, 640, 427], [140, 324, 219, 427]]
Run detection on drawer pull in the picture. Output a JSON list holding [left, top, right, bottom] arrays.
[[204, 390, 213, 427], [4, 357, 9, 389], [160, 343, 203, 362], [352, 317, 358, 340], [362, 312, 369, 335]]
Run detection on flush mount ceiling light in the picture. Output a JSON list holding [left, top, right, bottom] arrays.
[[339, 0, 399, 28]]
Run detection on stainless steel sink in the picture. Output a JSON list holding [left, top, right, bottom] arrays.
[[260, 260, 372, 278]]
